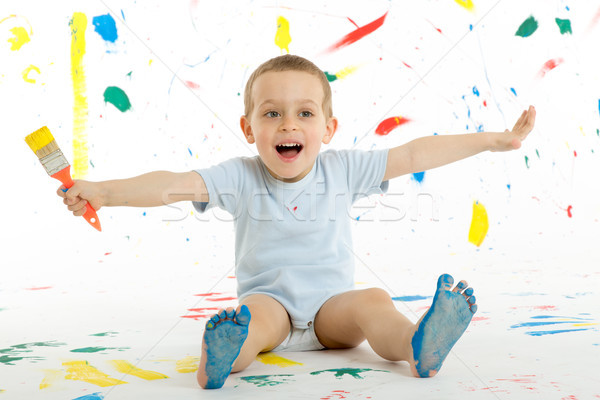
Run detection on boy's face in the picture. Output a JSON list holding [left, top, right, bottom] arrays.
[[240, 70, 337, 183]]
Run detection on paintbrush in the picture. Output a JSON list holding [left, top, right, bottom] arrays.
[[25, 126, 102, 231]]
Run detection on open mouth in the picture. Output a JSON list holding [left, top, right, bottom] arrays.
[[275, 143, 303, 159]]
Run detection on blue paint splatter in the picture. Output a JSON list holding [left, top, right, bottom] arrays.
[[510, 87, 517, 96], [412, 171, 425, 183], [188, 148, 193, 156], [597, 99, 600, 117], [73, 392, 104, 400], [472, 86, 480, 96], [526, 328, 590, 337], [92, 14, 118, 43], [392, 295, 431, 302]]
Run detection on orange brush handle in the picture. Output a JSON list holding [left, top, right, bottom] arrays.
[[53, 166, 102, 232]]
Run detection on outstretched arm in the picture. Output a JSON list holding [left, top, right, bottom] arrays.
[[57, 171, 209, 217], [383, 106, 535, 181]]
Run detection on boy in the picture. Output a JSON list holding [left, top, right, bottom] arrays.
[[59, 55, 535, 389]]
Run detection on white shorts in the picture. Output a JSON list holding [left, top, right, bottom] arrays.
[[272, 323, 325, 352]]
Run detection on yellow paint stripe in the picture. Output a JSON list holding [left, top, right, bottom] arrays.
[[69, 12, 89, 179], [175, 356, 200, 373], [63, 360, 127, 387], [256, 352, 303, 367], [39, 369, 65, 389], [468, 201, 488, 247], [572, 322, 598, 327], [109, 360, 169, 380], [335, 65, 359, 80]]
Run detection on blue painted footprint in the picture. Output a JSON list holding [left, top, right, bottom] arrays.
[[411, 274, 477, 378], [197, 305, 251, 389]]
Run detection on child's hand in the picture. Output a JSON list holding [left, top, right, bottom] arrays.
[[56, 181, 104, 217], [492, 105, 536, 152]]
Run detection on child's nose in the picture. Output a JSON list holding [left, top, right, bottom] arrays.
[[279, 115, 298, 131]]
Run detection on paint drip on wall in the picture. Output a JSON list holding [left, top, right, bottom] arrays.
[[516, 16, 539, 37], [468, 201, 488, 247], [104, 86, 132, 112], [323, 12, 388, 54], [69, 12, 89, 179], [375, 116, 410, 135], [92, 14, 118, 43]]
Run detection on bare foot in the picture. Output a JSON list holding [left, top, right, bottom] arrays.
[[410, 274, 477, 378], [197, 305, 251, 389]]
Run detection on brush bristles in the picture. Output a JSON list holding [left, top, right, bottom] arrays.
[[25, 126, 61, 158]]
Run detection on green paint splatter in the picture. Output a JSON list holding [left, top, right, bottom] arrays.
[[70, 346, 129, 353], [239, 374, 294, 387], [516, 16, 538, 38], [524, 155, 530, 168], [310, 368, 389, 379], [0, 342, 65, 365], [324, 71, 338, 82], [535, 149, 540, 158], [0, 355, 28, 365], [103, 86, 131, 112], [555, 18, 572, 34], [596, 128, 599, 137], [89, 331, 118, 337]]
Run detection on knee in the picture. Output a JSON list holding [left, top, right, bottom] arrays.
[[358, 287, 393, 305]]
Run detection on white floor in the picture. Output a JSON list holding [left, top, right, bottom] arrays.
[[1, 216, 598, 400]]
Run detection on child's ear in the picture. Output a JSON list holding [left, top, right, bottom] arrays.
[[240, 116, 255, 144], [322, 116, 338, 145]]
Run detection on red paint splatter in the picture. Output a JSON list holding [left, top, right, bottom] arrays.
[[585, 6, 600, 34], [185, 80, 200, 89], [293, 206, 298, 212], [195, 292, 222, 297], [104, 252, 112, 256], [375, 116, 411, 135], [567, 205, 573, 218], [182, 307, 221, 320], [537, 58, 564, 78], [573, 150, 577, 157], [483, 100, 487, 107], [25, 286, 52, 291], [323, 12, 388, 54], [206, 296, 237, 302], [471, 316, 490, 321]]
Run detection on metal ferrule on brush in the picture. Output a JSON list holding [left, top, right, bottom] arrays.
[[39, 148, 70, 176]]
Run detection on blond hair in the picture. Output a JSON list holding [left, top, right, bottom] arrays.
[[243, 54, 333, 118]]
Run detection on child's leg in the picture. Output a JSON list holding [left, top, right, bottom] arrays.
[[197, 294, 291, 389], [314, 274, 477, 378]]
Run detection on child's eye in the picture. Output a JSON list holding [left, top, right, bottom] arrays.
[[299, 111, 313, 117], [265, 111, 280, 118]]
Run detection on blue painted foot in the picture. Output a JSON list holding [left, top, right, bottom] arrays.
[[197, 305, 251, 389], [411, 274, 477, 378]]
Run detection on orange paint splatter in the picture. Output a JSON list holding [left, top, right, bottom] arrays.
[[375, 116, 411, 135]]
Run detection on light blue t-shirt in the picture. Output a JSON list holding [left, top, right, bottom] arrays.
[[193, 149, 389, 328]]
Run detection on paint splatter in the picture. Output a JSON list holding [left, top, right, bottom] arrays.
[[70, 347, 129, 353], [392, 295, 432, 302], [524, 155, 530, 168], [70, 12, 89, 179], [22, 64, 40, 84], [310, 368, 389, 379], [73, 392, 105, 400], [103, 86, 131, 112], [89, 331, 118, 337], [555, 18, 572, 34], [92, 14, 118, 43], [256, 353, 303, 367], [510, 315, 596, 336], [240, 374, 294, 387], [63, 360, 127, 387], [454, 0, 475, 12], [0, 341, 65, 365], [324, 65, 360, 82], [516, 16, 539, 37], [537, 58, 564, 78], [323, 12, 388, 54], [468, 201, 488, 247], [109, 360, 169, 380], [412, 171, 425, 183], [175, 356, 200, 373], [7, 26, 30, 50], [39, 369, 65, 389], [275, 16, 291, 53], [182, 307, 220, 320], [375, 116, 411, 135], [567, 205, 573, 218]]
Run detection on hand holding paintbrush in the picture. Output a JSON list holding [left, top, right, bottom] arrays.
[[25, 126, 102, 231]]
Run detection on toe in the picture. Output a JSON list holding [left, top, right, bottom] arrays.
[[453, 280, 468, 293], [234, 304, 252, 326], [463, 287, 474, 298], [218, 309, 228, 320], [437, 274, 454, 291], [467, 295, 476, 305], [211, 314, 220, 324], [470, 304, 478, 314], [226, 307, 235, 319]]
